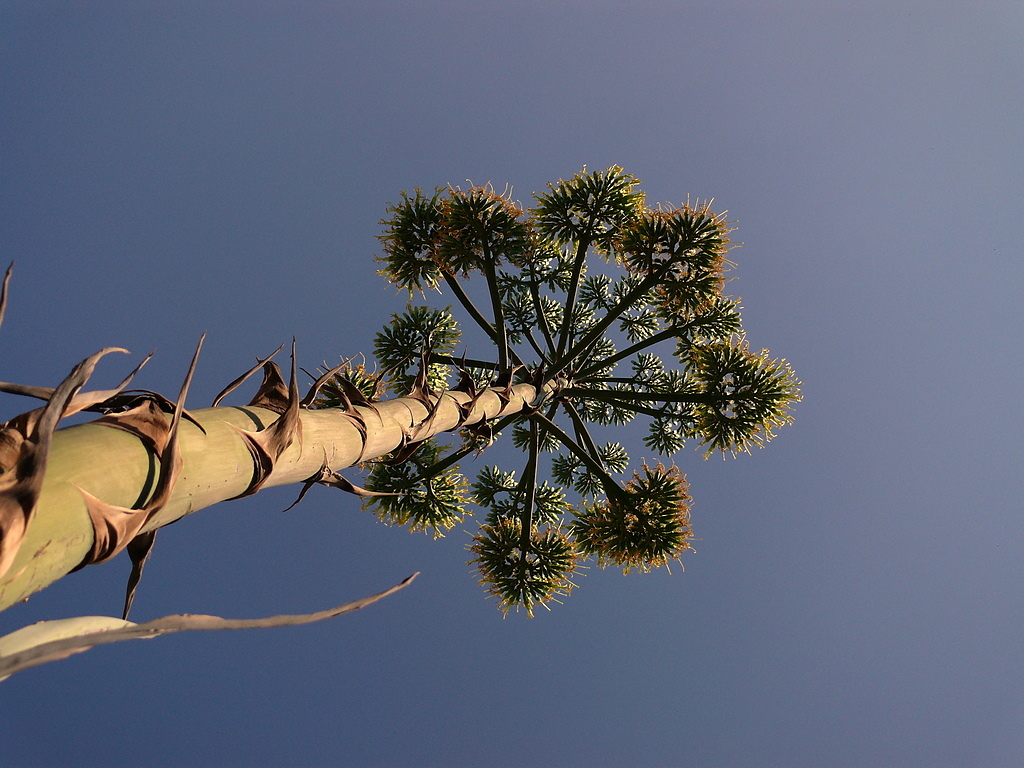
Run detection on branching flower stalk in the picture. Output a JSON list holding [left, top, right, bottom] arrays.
[[1, 166, 800, 626]]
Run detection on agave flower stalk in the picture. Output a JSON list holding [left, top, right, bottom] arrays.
[[0, 341, 547, 613], [1, 166, 800, 624]]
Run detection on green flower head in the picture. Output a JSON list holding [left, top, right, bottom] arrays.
[[572, 462, 694, 572]]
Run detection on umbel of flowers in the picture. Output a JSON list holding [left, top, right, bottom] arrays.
[[352, 166, 800, 615]]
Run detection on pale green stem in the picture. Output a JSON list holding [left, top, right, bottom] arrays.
[[518, 418, 540, 552], [530, 411, 623, 501], [441, 273, 525, 369], [548, 257, 681, 378], [555, 233, 592, 356], [0, 382, 542, 613]]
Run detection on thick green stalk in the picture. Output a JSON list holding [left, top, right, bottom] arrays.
[[0, 383, 540, 613]]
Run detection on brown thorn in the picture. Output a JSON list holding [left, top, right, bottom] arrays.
[[230, 339, 302, 499], [0, 348, 127, 579], [93, 400, 173, 455], [0, 382, 60, 401], [285, 462, 401, 512], [383, 436, 424, 466], [225, 427, 276, 500], [282, 478, 318, 513], [211, 343, 284, 407], [63, 350, 156, 419], [122, 530, 157, 620], [461, 419, 496, 452], [319, 471, 401, 498], [300, 356, 357, 408], [0, 350, 152, 417], [406, 348, 434, 405], [0, 262, 11, 331], [246, 361, 290, 413], [75, 338, 201, 572]]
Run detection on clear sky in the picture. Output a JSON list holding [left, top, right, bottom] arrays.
[[2, 2, 1022, 766]]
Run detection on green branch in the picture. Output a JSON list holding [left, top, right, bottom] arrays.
[[574, 324, 685, 379], [555, 233, 592, 356], [528, 273, 557, 356], [518, 419, 540, 551], [563, 400, 604, 464], [548, 257, 679, 378], [442, 272, 525, 368], [481, 254, 510, 370], [530, 411, 623, 501]]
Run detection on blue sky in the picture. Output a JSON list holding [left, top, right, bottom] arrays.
[[2, 2, 1022, 766]]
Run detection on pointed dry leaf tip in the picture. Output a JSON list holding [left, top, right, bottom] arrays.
[[247, 360, 291, 413], [283, 462, 401, 513], [0, 262, 12, 331], [122, 530, 157, 620], [0, 349, 153, 416], [0, 347, 128, 579], [94, 400, 173, 453], [302, 359, 351, 407], [306, 357, 384, 410], [229, 341, 303, 500], [212, 343, 284, 407], [0, 574, 418, 680]]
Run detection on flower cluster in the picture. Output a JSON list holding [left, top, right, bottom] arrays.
[[687, 338, 800, 456], [469, 518, 578, 617], [352, 167, 799, 613], [363, 439, 470, 538], [571, 463, 694, 572], [373, 305, 460, 395], [377, 185, 532, 295]]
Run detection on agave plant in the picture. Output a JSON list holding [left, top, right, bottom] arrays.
[[0, 167, 799, 677]]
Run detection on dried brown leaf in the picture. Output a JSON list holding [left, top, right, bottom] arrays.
[[490, 365, 523, 408], [382, 438, 424, 466], [0, 263, 11, 331], [77, 490, 153, 566], [247, 362, 291, 413], [0, 348, 127, 579], [321, 473, 401, 498], [76, 335, 201, 603], [0, 573, 418, 680], [230, 341, 302, 499], [283, 463, 401, 512], [93, 400, 172, 455], [122, 530, 157, 620], [406, 348, 434, 405], [0, 351, 153, 417], [211, 344, 284, 407], [299, 358, 351, 407]]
